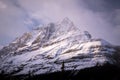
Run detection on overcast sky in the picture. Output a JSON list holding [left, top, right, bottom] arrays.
[[0, 0, 120, 46]]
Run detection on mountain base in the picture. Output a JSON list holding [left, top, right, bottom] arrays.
[[0, 64, 120, 80]]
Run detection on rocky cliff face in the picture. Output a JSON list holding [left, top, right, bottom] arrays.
[[0, 18, 119, 76]]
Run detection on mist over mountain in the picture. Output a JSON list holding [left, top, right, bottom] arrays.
[[0, 18, 120, 80]]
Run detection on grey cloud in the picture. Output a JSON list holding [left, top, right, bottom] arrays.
[[0, 0, 41, 46], [0, 1, 7, 9], [0, 0, 29, 45], [0, 0, 120, 46]]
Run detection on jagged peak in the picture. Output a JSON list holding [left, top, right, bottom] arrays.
[[57, 17, 78, 33], [61, 17, 74, 26], [61, 17, 72, 23], [31, 17, 77, 33]]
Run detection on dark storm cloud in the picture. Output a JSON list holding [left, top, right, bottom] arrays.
[[105, 0, 120, 9], [80, 0, 120, 45], [82, 0, 120, 12]]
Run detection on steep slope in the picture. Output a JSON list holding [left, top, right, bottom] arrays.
[[0, 18, 119, 76]]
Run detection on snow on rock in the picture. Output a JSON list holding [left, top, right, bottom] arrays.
[[0, 18, 117, 75]]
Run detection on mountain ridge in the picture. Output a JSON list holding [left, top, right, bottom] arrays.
[[0, 18, 119, 77]]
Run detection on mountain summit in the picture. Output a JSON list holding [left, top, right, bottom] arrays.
[[0, 18, 120, 78]]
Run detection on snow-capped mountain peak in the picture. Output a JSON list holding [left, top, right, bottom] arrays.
[[61, 17, 73, 25], [0, 18, 119, 76], [60, 17, 76, 32]]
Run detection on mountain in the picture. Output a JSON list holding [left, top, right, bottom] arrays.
[[0, 18, 120, 79]]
